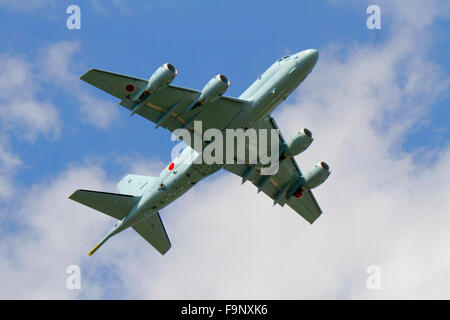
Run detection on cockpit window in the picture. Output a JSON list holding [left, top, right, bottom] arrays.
[[278, 55, 290, 62]]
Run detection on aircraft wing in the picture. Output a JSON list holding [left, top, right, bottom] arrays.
[[81, 69, 246, 151], [224, 117, 323, 224], [132, 212, 171, 255]]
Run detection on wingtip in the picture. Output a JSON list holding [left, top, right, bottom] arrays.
[[68, 189, 81, 200], [160, 245, 172, 256], [80, 71, 90, 81], [80, 69, 97, 81]]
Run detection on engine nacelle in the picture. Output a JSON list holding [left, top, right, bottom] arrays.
[[303, 162, 331, 189], [283, 128, 314, 158], [147, 63, 178, 94], [199, 74, 230, 104], [286, 162, 330, 198]]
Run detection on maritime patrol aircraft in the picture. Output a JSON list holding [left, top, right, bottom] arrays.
[[69, 49, 331, 256]]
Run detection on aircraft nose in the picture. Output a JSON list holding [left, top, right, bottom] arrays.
[[303, 49, 319, 66]]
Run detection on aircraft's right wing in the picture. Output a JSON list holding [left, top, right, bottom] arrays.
[[224, 117, 323, 224], [81, 69, 247, 153], [132, 212, 171, 255]]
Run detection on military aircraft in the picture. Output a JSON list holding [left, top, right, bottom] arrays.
[[69, 49, 331, 256]]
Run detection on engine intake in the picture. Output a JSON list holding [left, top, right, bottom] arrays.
[[283, 128, 314, 158], [135, 63, 178, 101], [199, 74, 230, 104], [303, 162, 330, 190], [147, 63, 178, 93]]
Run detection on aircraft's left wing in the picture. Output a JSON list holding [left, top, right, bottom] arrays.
[[81, 69, 246, 152], [224, 117, 323, 224]]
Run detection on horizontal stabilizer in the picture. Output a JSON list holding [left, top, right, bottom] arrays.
[[69, 189, 140, 220], [133, 212, 171, 255]]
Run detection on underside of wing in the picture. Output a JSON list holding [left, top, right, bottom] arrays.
[[224, 117, 323, 224], [119, 84, 246, 136], [285, 190, 322, 223], [80, 69, 148, 100]]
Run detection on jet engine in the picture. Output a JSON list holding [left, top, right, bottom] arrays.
[[199, 74, 230, 104], [286, 162, 331, 198], [283, 128, 314, 158], [147, 63, 178, 94], [134, 63, 178, 102], [303, 162, 331, 189]]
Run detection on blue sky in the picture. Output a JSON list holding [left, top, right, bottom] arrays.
[[0, 0, 449, 299]]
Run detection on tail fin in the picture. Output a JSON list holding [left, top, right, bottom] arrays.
[[117, 174, 158, 196], [69, 189, 140, 220]]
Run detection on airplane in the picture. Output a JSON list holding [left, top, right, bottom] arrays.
[[69, 49, 331, 256]]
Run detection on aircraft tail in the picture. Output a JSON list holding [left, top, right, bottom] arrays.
[[69, 175, 171, 256]]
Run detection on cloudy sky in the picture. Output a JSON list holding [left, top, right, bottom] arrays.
[[0, 0, 449, 299]]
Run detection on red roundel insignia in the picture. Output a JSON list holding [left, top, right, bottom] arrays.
[[168, 162, 175, 171], [125, 83, 135, 93], [294, 191, 303, 198]]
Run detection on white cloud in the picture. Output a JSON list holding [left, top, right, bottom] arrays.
[[39, 41, 81, 85], [385, 0, 450, 29], [0, 54, 60, 140], [0, 165, 116, 299], [0, 55, 30, 95], [0, 39, 117, 282], [4, 99, 60, 140], [77, 94, 119, 129], [0, 42, 118, 134], [38, 41, 119, 129]]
